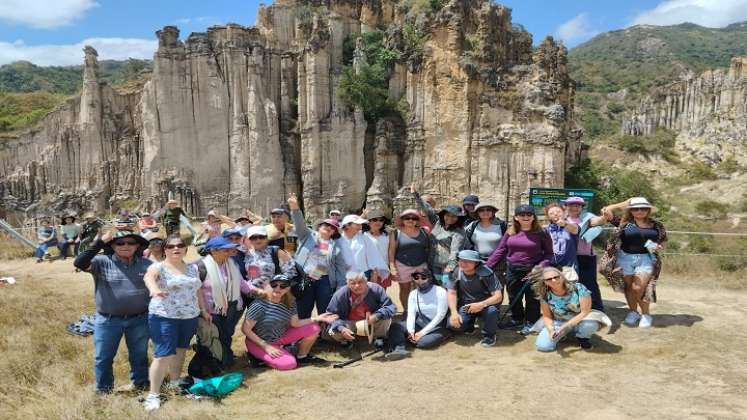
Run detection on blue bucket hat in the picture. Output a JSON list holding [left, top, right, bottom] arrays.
[[205, 236, 239, 251], [457, 249, 482, 263]]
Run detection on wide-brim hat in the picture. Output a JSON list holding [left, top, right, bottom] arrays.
[[438, 205, 464, 217], [457, 249, 482, 263], [627, 197, 655, 209], [104, 230, 149, 252], [83, 211, 96, 220], [355, 316, 376, 344], [462, 195, 479, 205], [341, 214, 367, 227], [564, 197, 586, 206], [144, 229, 166, 242], [474, 203, 498, 213], [365, 209, 389, 224], [61, 214, 77, 223]]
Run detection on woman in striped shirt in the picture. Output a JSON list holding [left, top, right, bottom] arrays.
[[242, 274, 337, 370]]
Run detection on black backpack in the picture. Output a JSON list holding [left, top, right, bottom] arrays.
[[269, 246, 310, 299]]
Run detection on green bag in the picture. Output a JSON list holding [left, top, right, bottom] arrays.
[[188, 372, 244, 397]]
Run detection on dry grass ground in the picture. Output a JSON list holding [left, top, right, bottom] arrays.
[[1, 257, 746, 420]]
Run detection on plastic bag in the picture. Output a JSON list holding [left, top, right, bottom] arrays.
[[188, 372, 243, 397]]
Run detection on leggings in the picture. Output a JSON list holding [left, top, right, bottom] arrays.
[[245, 323, 320, 370]]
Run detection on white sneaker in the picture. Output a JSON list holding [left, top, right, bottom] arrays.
[[639, 314, 653, 328], [143, 393, 161, 412], [623, 311, 641, 326]]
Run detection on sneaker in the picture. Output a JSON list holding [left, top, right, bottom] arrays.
[[464, 326, 478, 335], [384, 345, 410, 360], [480, 336, 497, 347], [639, 314, 653, 328], [296, 354, 328, 365], [623, 311, 641, 326], [518, 323, 534, 336], [578, 338, 593, 350], [372, 338, 386, 350], [143, 393, 161, 412]]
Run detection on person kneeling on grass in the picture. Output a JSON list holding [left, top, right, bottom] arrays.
[[446, 250, 502, 347], [242, 274, 332, 369], [388, 268, 449, 350], [324, 272, 410, 360], [534, 266, 602, 352]]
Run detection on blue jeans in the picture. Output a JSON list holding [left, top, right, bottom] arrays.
[[448, 304, 499, 338], [577, 255, 603, 311], [93, 312, 149, 392], [535, 319, 600, 352], [297, 275, 333, 319], [58, 240, 80, 258], [34, 241, 56, 259]]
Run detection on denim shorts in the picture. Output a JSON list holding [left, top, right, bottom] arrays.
[[148, 314, 198, 357], [616, 250, 655, 276]]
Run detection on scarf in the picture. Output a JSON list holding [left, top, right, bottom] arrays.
[[417, 281, 434, 293], [203, 255, 243, 315]]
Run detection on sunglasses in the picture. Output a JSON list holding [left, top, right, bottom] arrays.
[[631, 208, 649, 212], [543, 275, 561, 282], [402, 217, 419, 221], [369, 218, 385, 223], [113, 240, 139, 246], [165, 243, 186, 250], [270, 282, 289, 289], [249, 235, 267, 240], [517, 213, 534, 217], [412, 274, 429, 280]]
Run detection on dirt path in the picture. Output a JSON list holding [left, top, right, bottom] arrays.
[[1, 258, 745, 420]]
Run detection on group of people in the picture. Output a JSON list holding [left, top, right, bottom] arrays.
[[65, 189, 666, 411]]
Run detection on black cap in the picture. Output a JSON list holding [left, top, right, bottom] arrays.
[[514, 204, 536, 215], [271, 274, 291, 284], [411, 268, 433, 279], [270, 208, 289, 216], [463, 195, 479, 205]]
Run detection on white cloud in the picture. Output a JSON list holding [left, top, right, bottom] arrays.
[[555, 13, 600, 46], [0, 38, 157, 66], [631, 0, 747, 27], [0, 0, 98, 29]]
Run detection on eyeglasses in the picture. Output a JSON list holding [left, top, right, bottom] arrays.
[[165, 243, 186, 250], [412, 274, 429, 280], [249, 235, 267, 240], [270, 282, 289, 289], [543, 275, 561, 282], [517, 213, 534, 217], [113, 240, 139, 246], [369, 218, 385, 223], [402, 217, 419, 221]]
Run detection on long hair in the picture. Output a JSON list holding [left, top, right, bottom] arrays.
[[620, 207, 654, 226], [531, 266, 574, 300], [280, 289, 295, 309]]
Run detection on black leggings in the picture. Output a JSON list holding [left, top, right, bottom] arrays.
[[506, 265, 540, 324]]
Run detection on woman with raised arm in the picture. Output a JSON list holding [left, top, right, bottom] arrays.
[[600, 197, 667, 328], [564, 197, 608, 311]]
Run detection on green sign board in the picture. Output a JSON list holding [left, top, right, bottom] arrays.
[[528, 188, 594, 211]]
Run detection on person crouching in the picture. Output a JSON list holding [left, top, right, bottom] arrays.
[[241, 275, 332, 369], [324, 272, 410, 360]]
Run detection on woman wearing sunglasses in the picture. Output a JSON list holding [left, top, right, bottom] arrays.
[[362, 209, 392, 288], [388, 208, 432, 313], [143, 235, 208, 411], [600, 197, 667, 328], [394, 269, 449, 349], [533, 266, 601, 352], [243, 225, 297, 292], [242, 274, 333, 370]]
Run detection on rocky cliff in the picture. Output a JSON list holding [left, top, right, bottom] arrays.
[[0, 0, 581, 221], [622, 56, 747, 165]]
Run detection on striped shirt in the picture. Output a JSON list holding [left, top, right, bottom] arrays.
[[245, 299, 297, 342]]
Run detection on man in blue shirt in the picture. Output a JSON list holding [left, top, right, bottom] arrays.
[[74, 229, 152, 393]]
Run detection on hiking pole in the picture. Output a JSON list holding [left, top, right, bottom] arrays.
[[333, 348, 383, 368], [497, 279, 532, 326]]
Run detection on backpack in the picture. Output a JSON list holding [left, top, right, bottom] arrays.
[[269, 246, 310, 299], [187, 342, 224, 379]]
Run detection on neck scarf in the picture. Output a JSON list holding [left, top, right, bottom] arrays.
[[203, 255, 243, 315]]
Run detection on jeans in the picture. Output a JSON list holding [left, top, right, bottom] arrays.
[[211, 301, 244, 368], [58, 240, 80, 258], [535, 319, 600, 352], [93, 312, 149, 392], [391, 319, 449, 349], [506, 265, 540, 324], [448, 304, 499, 338], [297, 275, 333, 319], [577, 255, 604, 311], [34, 241, 55, 259]]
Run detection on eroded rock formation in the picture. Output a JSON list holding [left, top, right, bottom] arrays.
[[622, 56, 747, 165], [0, 0, 581, 221]]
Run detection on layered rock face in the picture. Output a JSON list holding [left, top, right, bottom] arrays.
[[622, 56, 747, 165], [0, 0, 580, 221]]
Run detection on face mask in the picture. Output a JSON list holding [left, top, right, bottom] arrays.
[[417, 281, 434, 293]]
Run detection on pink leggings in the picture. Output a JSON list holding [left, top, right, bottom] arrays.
[[245, 323, 320, 370]]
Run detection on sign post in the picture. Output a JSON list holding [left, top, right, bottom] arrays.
[[528, 188, 595, 213]]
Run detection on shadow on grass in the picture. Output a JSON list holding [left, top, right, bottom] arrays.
[[603, 299, 703, 333]]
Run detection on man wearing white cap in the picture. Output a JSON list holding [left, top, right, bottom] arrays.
[[338, 215, 389, 283]]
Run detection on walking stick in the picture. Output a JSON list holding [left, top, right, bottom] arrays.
[[497, 278, 532, 326]]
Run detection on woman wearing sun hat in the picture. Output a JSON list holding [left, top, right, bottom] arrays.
[[564, 197, 608, 311], [411, 184, 465, 285], [388, 208, 432, 313], [58, 214, 81, 259], [600, 197, 667, 328], [288, 193, 349, 318]]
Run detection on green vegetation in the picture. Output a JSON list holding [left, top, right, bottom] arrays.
[[0, 91, 65, 132], [694, 200, 731, 218], [615, 129, 678, 162], [338, 31, 401, 123]]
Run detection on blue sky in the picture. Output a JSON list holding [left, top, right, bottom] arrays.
[[2, 0, 747, 65]]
